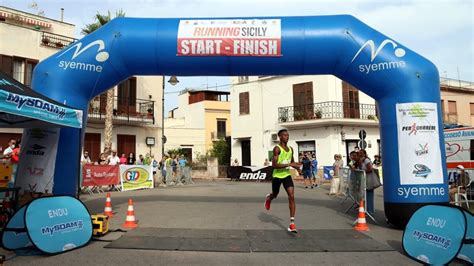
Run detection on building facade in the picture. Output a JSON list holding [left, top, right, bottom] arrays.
[[440, 78, 474, 127], [231, 75, 381, 167], [164, 89, 231, 160], [0, 6, 164, 162]]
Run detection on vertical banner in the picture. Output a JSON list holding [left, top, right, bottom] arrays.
[[16, 128, 60, 194], [396, 103, 443, 185], [177, 19, 281, 57], [119, 165, 154, 191]]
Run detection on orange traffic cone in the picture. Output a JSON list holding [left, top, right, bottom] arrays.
[[104, 192, 113, 217], [1, 191, 11, 212], [122, 198, 138, 229], [354, 200, 369, 231]]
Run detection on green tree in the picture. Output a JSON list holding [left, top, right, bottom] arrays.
[[209, 139, 230, 166], [81, 10, 125, 154]]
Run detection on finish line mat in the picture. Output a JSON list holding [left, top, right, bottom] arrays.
[[104, 228, 394, 252]]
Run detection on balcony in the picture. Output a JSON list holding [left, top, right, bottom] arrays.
[[40, 31, 77, 49], [88, 96, 155, 125], [211, 131, 231, 140], [278, 101, 378, 128]]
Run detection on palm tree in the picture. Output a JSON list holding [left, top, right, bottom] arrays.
[[82, 10, 125, 155]]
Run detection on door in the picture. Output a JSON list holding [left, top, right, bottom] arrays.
[[345, 140, 359, 165], [342, 81, 360, 119], [241, 140, 251, 166], [84, 133, 101, 162], [117, 134, 136, 157], [293, 82, 314, 121]]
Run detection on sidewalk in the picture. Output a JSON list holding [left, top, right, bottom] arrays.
[[4, 180, 418, 265]]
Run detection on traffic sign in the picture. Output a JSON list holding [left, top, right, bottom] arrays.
[[359, 129, 367, 140], [358, 140, 367, 149]]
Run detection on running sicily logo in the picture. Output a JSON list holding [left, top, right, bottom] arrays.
[[351, 39, 406, 74], [41, 220, 84, 236], [56, 40, 109, 73], [6, 92, 66, 119]]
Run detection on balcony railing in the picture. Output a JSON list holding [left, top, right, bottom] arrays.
[[278, 101, 377, 123], [211, 131, 231, 140], [88, 96, 155, 124], [40, 31, 77, 49]]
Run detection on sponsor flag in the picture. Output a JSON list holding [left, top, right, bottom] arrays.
[[119, 165, 154, 191], [82, 165, 120, 186]]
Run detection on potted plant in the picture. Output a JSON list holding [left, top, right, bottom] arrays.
[[367, 114, 377, 120], [314, 109, 323, 119], [41, 37, 50, 45], [55, 41, 64, 48]]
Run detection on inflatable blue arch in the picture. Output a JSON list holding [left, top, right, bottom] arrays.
[[31, 15, 447, 227]]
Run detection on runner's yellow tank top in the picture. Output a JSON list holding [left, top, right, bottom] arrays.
[[272, 145, 292, 179]]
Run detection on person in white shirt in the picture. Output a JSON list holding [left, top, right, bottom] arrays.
[[81, 151, 92, 165], [3, 138, 16, 159], [107, 150, 120, 165]]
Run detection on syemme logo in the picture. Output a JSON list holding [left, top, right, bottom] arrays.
[[351, 39, 406, 74], [41, 220, 84, 236], [240, 171, 267, 180], [412, 230, 452, 249], [415, 143, 429, 156], [56, 40, 109, 73], [6, 92, 66, 119]]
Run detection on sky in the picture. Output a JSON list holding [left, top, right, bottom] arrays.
[[2, 0, 473, 112]]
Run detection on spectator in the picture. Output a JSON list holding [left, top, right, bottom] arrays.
[[127, 152, 136, 165], [119, 153, 127, 165], [137, 154, 144, 165], [264, 158, 270, 166], [97, 153, 108, 165], [3, 138, 16, 161], [329, 154, 343, 195], [144, 153, 151, 165], [10, 140, 21, 164], [178, 155, 187, 183], [107, 150, 120, 165], [151, 154, 158, 176], [449, 165, 470, 203], [358, 149, 381, 215], [81, 151, 92, 165], [301, 153, 313, 189], [311, 154, 319, 188], [160, 155, 168, 185], [231, 158, 239, 166], [373, 155, 382, 167]]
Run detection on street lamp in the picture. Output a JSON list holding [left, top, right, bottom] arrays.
[[162, 75, 179, 158]]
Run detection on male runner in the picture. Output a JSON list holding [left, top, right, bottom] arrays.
[[264, 129, 302, 233]]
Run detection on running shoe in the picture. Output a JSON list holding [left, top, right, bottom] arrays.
[[288, 223, 297, 233], [264, 194, 271, 210]]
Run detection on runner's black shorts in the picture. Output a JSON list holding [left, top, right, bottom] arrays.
[[272, 175, 294, 196]]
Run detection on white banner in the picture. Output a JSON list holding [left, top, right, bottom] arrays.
[[16, 128, 60, 193], [119, 165, 154, 191], [177, 19, 281, 56], [396, 103, 443, 185]]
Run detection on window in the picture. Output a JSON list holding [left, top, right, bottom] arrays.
[[118, 77, 137, 114], [448, 101, 457, 114], [239, 92, 249, 115], [470, 103, 474, 116], [293, 82, 314, 120], [217, 120, 226, 139], [342, 81, 360, 119], [0, 55, 38, 86]]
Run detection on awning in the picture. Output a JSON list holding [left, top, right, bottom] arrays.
[[0, 71, 83, 128]]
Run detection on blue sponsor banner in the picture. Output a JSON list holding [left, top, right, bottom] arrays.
[[403, 205, 468, 265], [24, 196, 92, 254], [1, 206, 33, 250], [0, 90, 82, 128]]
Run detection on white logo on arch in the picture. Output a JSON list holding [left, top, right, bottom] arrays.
[[352, 39, 407, 74], [57, 40, 109, 62]]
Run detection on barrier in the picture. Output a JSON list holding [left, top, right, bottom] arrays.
[[340, 167, 376, 223]]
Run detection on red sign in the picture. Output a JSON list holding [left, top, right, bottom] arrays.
[[82, 165, 120, 186], [177, 19, 281, 57]]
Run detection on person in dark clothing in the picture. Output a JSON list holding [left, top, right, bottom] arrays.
[[301, 153, 313, 188], [127, 152, 136, 165]]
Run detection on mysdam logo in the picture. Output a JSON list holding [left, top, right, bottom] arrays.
[[6, 92, 66, 119], [41, 220, 84, 236], [56, 40, 109, 73], [240, 171, 267, 180], [351, 39, 406, 74], [412, 230, 452, 249]]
